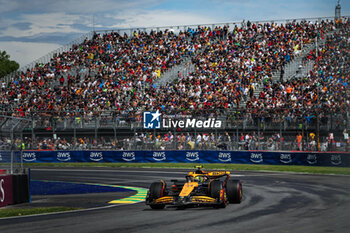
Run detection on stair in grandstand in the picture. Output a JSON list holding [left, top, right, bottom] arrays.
[[153, 56, 195, 88], [278, 31, 333, 82], [153, 38, 215, 88], [294, 60, 316, 79], [241, 31, 333, 108]]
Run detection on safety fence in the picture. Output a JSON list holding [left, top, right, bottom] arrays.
[[18, 150, 350, 167], [0, 151, 23, 175], [1, 110, 348, 152]]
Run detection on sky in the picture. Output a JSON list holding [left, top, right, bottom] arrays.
[[0, 0, 349, 67]]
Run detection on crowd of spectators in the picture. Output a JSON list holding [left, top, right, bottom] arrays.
[[0, 18, 349, 153], [138, 20, 338, 113], [1, 29, 207, 117], [245, 21, 349, 118], [0, 19, 344, 119]]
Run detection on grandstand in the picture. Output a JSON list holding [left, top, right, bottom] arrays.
[[0, 17, 349, 152]]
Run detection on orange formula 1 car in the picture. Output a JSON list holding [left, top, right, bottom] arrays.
[[145, 166, 242, 209]]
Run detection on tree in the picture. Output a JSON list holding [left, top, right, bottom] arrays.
[[0, 50, 19, 78]]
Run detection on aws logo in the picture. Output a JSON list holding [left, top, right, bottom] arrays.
[[153, 152, 166, 161], [250, 153, 263, 163], [307, 154, 317, 165], [90, 152, 103, 162], [331, 155, 342, 166], [218, 152, 231, 162], [280, 154, 292, 164], [122, 152, 135, 162], [23, 152, 36, 162], [57, 152, 71, 162], [186, 152, 199, 162]]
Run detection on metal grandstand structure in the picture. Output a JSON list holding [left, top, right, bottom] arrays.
[[2, 15, 345, 84], [0, 16, 349, 152], [0, 110, 345, 152], [0, 116, 32, 174]]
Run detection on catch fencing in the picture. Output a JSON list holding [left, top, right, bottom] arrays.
[[1, 110, 348, 152], [0, 151, 23, 175]]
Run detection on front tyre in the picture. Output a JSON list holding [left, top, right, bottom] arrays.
[[210, 180, 226, 208], [226, 180, 242, 204], [148, 182, 166, 209], [210, 180, 223, 198]]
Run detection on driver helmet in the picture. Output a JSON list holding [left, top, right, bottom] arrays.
[[194, 176, 204, 182]]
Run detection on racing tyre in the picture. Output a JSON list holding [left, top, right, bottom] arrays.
[[226, 180, 242, 204], [210, 180, 223, 198], [210, 180, 226, 208], [149, 182, 166, 209]]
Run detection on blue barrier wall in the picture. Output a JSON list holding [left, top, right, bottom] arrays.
[[18, 150, 350, 167]]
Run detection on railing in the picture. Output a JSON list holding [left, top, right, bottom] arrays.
[[93, 16, 341, 36], [2, 15, 346, 84], [0, 110, 348, 152], [0, 16, 348, 152], [0, 151, 23, 175], [2, 31, 94, 83], [282, 30, 331, 81], [0, 131, 347, 152]]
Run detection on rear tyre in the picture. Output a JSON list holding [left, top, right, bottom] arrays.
[[149, 182, 166, 209], [226, 180, 242, 204]]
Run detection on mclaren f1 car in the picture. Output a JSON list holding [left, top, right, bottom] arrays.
[[145, 166, 242, 209]]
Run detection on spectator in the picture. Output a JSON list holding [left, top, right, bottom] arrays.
[[296, 132, 303, 151]]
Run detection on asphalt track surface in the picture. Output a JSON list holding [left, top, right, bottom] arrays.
[[0, 167, 350, 233]]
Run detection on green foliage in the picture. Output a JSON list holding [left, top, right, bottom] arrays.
[[0, 207, 82, 218], [0, 50, 19, 78], [25, 163, 350, 175]]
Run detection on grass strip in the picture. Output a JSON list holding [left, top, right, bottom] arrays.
[[24, 163, 350, 175], [0, 207, 82, 218]]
